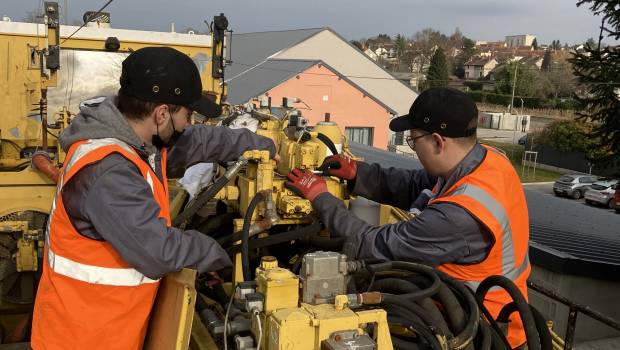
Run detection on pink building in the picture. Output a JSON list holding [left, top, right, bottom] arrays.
[[264, 62, 392, 149], [226, 28, 418, 149], [227, 59, 394, 149]]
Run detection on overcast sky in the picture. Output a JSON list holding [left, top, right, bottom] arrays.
[[2, 0, 614, 45]]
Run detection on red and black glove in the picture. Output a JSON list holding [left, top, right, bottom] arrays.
[[285, 168, 328, 202], [319, 154, 357, 180]]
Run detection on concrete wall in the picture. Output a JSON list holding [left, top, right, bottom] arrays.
[[479, 112, 530, 131], [529, 264, 620, 342], [264, 63, 391, 149]]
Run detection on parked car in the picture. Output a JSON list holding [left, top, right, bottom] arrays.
[[613, 184, 620, 213], [553, 174, 599, 199], [585, 179, 619, 208]]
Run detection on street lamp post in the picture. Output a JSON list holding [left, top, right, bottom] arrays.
[[509, 63, 519, 114]]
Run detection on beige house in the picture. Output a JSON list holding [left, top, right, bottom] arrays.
[[505, 34, 536, 48], [464, 57, 498, 79]]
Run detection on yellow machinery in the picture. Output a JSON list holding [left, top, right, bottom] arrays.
[[0, 2, 227, 345], [0, 3, 411, 349]]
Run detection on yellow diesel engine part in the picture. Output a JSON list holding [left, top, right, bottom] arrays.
[[228, 255, 392, 350]]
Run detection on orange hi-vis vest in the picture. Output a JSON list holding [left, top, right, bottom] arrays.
[[431, 146, 530, 348], [32, 138, 171, 350]]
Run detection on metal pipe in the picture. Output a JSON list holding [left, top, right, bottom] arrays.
[[41, 90, 48, 152]]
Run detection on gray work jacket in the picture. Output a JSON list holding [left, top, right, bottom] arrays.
[[313, 144, 494, 266]]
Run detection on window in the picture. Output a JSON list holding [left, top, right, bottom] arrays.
[[394, 131, 404, 145], [345, 127, 374, 146]]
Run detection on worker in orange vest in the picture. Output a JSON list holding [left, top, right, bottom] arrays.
[[286, 87, 530, 348], [31, 47, 278, 350]]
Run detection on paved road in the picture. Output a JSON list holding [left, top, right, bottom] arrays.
[[524, 182, 620, 218]]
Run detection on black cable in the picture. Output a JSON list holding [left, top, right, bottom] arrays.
[[476, 275, 539, 350], [316, 132, 339, 155], [46, 129, 58, 140], [61, 0, 115, 44], [0, 139, 24, 152], [241, 192, 265, 281]]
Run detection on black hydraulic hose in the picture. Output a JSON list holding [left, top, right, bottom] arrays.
[[436, 284, 467, 338], [497, 303, 552, 350], [316, 132, 339, 155], [227, 222, 322, 255], [366, 261, 441, 301], [388, 316, 436, 350], [241, 192, 266, 281], [476, 276, 541, 350], [371, 278, 452, 339], [380, 304, 443, 350], [381, 294, 447, 350], [434, 270, 481, 350], [477, 319, 492, 350], [473, 290, 513, 350], [530, 306, 553, 350]]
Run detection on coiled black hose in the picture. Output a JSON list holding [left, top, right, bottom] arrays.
[[241, 192, 266, 281], [476, 276, 541, 350], [367, 261, 441, 301], [371, 278, 452, 339]]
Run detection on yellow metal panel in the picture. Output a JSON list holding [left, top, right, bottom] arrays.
[[144, 268, 197, 350], [256, 267, 299, 313]]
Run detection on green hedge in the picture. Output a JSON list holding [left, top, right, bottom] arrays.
[[466, 91, 579, 110], [466, 91, 543, 108]]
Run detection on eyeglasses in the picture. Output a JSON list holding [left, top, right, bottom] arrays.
[[405, 133, 431, 150]]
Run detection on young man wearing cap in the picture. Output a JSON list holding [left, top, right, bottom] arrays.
[[31, 47, 277, 350], [286, 87, 530, 348]]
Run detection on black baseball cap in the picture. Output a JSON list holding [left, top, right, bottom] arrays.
[[389, 87, 477, 137], [119, 47, 222, 118]]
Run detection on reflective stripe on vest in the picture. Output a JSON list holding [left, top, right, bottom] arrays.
[[46, 138, 159, 286], [47, 247, 158, 286], [447, 183, 530, 291]]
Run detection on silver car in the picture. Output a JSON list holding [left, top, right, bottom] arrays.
[[553, 174, 599, 199], [585, 179, 619, 208]]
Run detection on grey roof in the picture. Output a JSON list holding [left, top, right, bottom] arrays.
[[349, 142, 620, 279], [226, 59, 318, 104], [227, 28, 323, 81], [226, 28, 415, 115]]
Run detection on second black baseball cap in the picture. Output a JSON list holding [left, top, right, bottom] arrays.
[[389, 87, 478, 137], [119, 46, 222, 118]]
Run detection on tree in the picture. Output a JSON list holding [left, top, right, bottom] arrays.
[[570, 0, 620, 172], [425, 47, 449, 89], [494, 62, 541, 97], [541, 50, 553, 72], [539, 120, 601, 156], [551, 40, 561, 51], [542, 55, 576, 99], [585, 37, 597, 48], [395, 34, 406, 58], [532, 38, 539, 50]]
